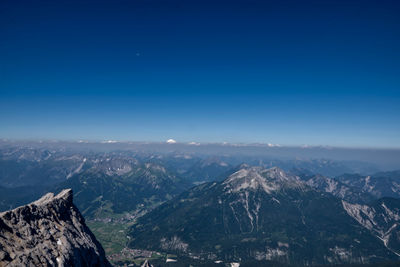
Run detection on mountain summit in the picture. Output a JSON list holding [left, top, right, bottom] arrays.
[[129, 166, 397, 265], [223, 166, 304, 194], [0, 189, 111, 266]]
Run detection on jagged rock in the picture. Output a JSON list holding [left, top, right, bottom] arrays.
[[0, 189, 111, 267]]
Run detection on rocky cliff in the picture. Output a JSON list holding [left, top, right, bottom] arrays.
[[0, 189, 111, 267]]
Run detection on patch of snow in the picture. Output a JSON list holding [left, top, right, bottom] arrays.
[[188, 141, 200, 146], [166, 139, 177, 144]]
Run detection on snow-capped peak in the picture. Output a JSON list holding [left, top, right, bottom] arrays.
[[188, 141, 200, 146]]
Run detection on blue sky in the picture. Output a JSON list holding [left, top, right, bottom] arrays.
[[1, 0, 399, 147]]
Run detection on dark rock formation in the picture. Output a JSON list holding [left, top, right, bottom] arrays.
[[0, 189, 111, 266]]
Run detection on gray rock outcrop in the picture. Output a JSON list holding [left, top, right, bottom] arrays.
[[0, 189, 111, 267]]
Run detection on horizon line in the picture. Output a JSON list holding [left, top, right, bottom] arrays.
[[1, 138, 400, 151]]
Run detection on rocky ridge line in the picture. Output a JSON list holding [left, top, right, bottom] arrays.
[[0, 189, 111, 267]]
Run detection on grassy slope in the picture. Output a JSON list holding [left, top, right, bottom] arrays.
[[87, 221, 132, 255]]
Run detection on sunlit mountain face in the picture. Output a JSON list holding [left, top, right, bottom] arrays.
[[128, 166, 400, 265]]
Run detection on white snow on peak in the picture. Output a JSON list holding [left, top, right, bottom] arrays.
[[166, 139, 177, 144], [188, 141, 200, 146], [101, 140, 118, 144], [267, 143, 281, 147]]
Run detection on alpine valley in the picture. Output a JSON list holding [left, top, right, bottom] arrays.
[[1, 141, 400, 266]]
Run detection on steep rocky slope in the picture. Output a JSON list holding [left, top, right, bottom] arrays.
[[336, 171, 400, 199], [342, 198, 400, 256], [0, 189, 111, 266], [300, 174, 374, 204], [129, 166, 397, 265]]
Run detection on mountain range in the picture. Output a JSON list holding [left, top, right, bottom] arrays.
[[1, 144, 400, 266], [129, 166, 400, 265]]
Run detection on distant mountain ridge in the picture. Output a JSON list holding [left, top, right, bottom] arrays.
[[0, 145, 400, 265], [53, 161, 191, 218], [0, 145, 383, 189], [299, 174, 375, 204], [336, 171, 400, 199]]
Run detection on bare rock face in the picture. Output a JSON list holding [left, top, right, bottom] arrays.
[[0, 189, 111, 267]]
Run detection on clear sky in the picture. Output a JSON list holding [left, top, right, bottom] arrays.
[[1, 0, 399, 147]]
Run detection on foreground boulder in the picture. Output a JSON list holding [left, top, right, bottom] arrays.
[[0, 189, 111, 266]]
